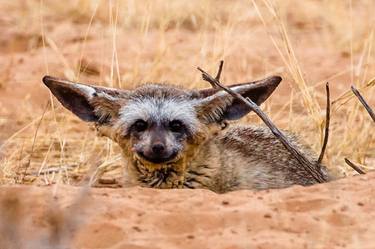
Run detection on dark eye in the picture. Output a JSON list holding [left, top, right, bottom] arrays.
[[133, 120, 148, 132], [169, 120, 184, 133]]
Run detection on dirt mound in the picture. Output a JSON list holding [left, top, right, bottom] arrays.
[[0, 172, 374, 249]]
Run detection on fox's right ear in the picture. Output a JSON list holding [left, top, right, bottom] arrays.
[[42, 76, 129, 123], [195, 76, 281, 123]]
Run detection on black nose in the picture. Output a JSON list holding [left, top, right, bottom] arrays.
[[152, 143, 165, 154]]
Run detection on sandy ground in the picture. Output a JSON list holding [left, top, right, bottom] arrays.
[[0, 172, 374, 249]]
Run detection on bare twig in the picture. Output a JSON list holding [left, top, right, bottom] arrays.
[[351, 85, 375, 122], [317, 83, 330, 164], [197, 65, 327, 183], [345, 158, 366, 174]]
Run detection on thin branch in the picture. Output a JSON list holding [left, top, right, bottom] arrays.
[[351, 85, 375, 122], [317, 83, 330, 164], [197, 66, 328, 183], [345, 158, 366, 174]]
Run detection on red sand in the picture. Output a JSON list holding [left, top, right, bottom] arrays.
[[1, 172, 374, 249]]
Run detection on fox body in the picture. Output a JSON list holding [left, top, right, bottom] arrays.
[[43, 75, 330, 193]]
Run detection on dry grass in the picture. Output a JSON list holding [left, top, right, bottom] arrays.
[[0, 0, 374, 186]]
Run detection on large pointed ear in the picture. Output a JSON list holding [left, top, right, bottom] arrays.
[[195, 76, 281, 123], [42, 76, 129, 124]]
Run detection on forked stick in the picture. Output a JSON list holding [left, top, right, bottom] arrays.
[[344, 158, 366, 175], [203, 60, 224, 89], [197, 63, 328, 183], [317, 83, 330, 164], [351, 85, 375, 122]]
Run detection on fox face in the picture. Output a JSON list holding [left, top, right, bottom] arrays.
[[114, 84, 205, 166], [43, 75, 281, 187]]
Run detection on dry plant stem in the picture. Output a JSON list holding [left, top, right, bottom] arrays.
[[317, 83, 330, 164], [345, 158, 366, 174], [197, 66, 327, 183], [351, 85, 375, 122], [21, 101, 50, 183]]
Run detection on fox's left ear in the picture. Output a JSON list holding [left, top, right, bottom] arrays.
[[195, 76, 281, 123], [43, 76, 129, 124]]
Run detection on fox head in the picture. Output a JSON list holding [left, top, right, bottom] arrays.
[[43, 75, 281, 184]]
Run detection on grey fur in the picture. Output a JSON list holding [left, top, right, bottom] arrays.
[[43, 75, 332, 193], [119, 97, 199, 134]]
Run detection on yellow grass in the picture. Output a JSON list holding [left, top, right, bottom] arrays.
[[0, 0, 374, 185]]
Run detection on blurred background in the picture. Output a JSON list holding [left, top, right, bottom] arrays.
[[0, 0, 374, 186]]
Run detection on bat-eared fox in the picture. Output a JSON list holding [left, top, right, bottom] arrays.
[[43, 75, 330, 193]]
